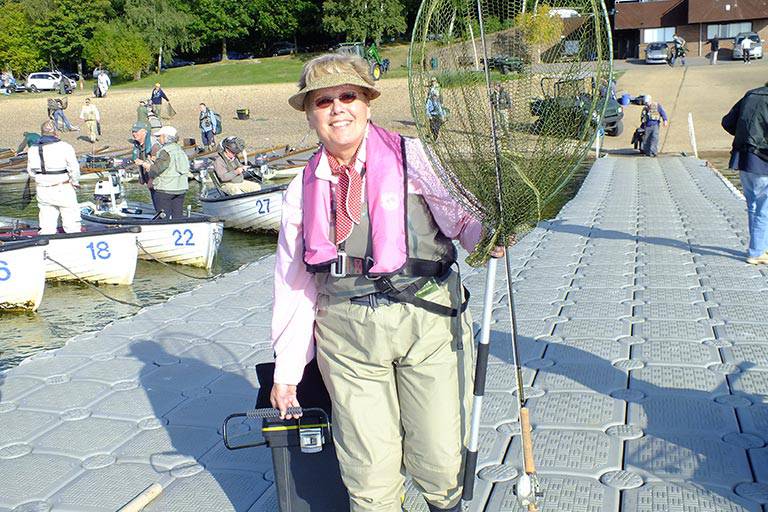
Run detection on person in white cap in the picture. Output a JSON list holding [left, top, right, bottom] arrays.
[[139, 125, 190, 218], [26, 120, 81, 234]]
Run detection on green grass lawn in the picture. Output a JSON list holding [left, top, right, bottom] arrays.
[[111, 43, 412, 89]]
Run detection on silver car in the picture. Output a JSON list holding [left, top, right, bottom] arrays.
[[645, 42, 669, 64], [733, 32, 763, 60]]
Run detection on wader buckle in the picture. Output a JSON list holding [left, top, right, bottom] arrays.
[[331, 251, 347, 277]]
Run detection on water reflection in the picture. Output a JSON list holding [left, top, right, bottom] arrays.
[[0, 179, 276, 370]]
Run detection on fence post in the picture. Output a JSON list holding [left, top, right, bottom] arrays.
[[687, 112, 698, 159]]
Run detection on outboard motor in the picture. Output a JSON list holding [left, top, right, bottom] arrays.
[[93, 169, 127, 212]]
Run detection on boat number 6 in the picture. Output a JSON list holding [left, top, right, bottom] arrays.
[[86, 241, 111, 260], [0, 260, 10, 281], [173, 229, 195, 246], [256, 198, 270, 215]]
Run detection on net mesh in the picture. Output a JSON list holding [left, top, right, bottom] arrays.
[[408, 0, 612, 264]]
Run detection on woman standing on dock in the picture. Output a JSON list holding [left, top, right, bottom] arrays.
[[269, 53, 502, 512]]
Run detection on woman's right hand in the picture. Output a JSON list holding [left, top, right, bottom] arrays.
[[270, 383, 301, 419]]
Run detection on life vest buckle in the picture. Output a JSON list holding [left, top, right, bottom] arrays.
[[331, 251, 347, 277], [364, 256, 380, 280]]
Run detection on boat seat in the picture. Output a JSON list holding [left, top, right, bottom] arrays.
[[207, 167, 231, 196]]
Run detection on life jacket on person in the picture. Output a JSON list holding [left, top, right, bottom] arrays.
[[302, 123, 467, 318], [32, 136, 68, 175]]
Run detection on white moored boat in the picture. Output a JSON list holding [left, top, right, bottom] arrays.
[[0, 239, 48, 311], [81, 204, 223, 270], [40, 227, 141, 285], [199, 183, 287, 232]]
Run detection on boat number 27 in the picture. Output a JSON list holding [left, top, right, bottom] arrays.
[[86, 241, 111, 260], [173, 229, 195, 246], [256, 198, 270, 215], [0, 260, 9, 281]]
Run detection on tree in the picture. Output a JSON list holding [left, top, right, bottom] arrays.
[[28, 0, 113, 66], [0, 1, 45, 75], [322, 0, 406, 44], [514, 5, 563, 62], [191, 0, 253, 60], [124, 0, 198, 71], [84, 23, 152, 80], [253, 0, 319, 42]]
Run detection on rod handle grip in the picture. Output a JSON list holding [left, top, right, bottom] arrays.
[[462, 450, 479, 501], [520, 407, 536, 475]]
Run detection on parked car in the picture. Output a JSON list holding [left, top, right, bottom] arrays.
[[25, 72, 75, 93], [226, 51, 253, 60], [162, 58, 195, 69], [270, 42, 297, 56], [645, 42, 669, 64], [733, 32, 763, 60]]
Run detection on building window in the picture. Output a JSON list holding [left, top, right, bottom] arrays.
[[707, 22, 752, 39], [643, 27, 675, 43]]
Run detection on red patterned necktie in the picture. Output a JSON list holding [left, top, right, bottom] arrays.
[[328, 153, 362, 244]]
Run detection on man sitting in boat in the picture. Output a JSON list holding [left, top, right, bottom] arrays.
[[26, 120, 81, 234], [132, 122, 160, 208], [212, 136, 261, 195], [139, 125, 191, 219]]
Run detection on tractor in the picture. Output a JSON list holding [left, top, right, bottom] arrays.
[[333, 42, 390, 80]]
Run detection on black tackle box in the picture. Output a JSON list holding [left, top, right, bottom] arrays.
[[223, 360, 348, 511]]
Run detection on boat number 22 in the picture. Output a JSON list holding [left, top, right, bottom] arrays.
[[173, 229, 195, 246], [0, 260, 9, 281], [86, 241, 111, 260]]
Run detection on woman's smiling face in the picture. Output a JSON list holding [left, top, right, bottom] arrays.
[[305, 85, 370, 162]]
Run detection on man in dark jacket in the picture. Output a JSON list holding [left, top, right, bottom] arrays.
[[722, 83, 768, 264]]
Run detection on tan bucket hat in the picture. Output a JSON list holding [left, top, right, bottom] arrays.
[[288, 58, 381, 111]]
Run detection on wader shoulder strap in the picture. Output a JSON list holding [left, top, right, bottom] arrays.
[[35, 144, 68, 175]]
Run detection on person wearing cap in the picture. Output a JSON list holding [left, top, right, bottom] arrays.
[[131, 122, 161, 207], [270, 53, 498, 512], [26, 120, 81, 234], [212, 136, 260, 195], [640, 95, 668, 157], [139, 125, 190, 218], [150, 83, 169, 117], [79, 98, 101, 143]]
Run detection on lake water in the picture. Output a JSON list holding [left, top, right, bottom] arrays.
[[0, 179, 276, 371]]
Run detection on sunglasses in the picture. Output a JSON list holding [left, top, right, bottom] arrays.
[[313, 91, 362, 109]]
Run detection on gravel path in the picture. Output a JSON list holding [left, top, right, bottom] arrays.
[[0, 59, 764, 156]]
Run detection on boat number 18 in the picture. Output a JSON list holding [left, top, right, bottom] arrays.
[[173, 229, 195, 246], [256, 198, 270, 215], [0, 260, 9, 281], [86, 241, 111, 260]]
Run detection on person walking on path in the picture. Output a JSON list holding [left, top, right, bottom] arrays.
[[79, 98, 101, 143], [669, 33, 686, 66], [26, 120, 81, 234], [136, 100, 150, 126], [270, 53, 508, 512], [48, 98, 77, 132], [213, 136, 261, 195], [722, 83, 768, 264], [97, 71, 111, 97], [139, 125, 190, 219], [198, 103, 218, 151], [150, 83, 170, 117], [708, 38, 719, 65], [426, 86, 447, 139], [641, 95, 668, 157], [741, 36, 754, 64]]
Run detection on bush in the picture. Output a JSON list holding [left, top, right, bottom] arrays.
[[84, 23, 152, 80]]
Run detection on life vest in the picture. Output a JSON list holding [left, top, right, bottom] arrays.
[[302, 125, 461, 314], [33, 137, 68, 175]]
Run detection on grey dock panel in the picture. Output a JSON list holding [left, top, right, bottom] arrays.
[[2, 155, 768, 511]]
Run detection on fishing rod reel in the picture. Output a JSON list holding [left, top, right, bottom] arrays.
[[243, 154, 275, 182], [516, 472, 543, 510]]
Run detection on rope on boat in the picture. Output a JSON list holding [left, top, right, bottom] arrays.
[[136, 240, 220, 281], [44, 255, 142, 308]]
